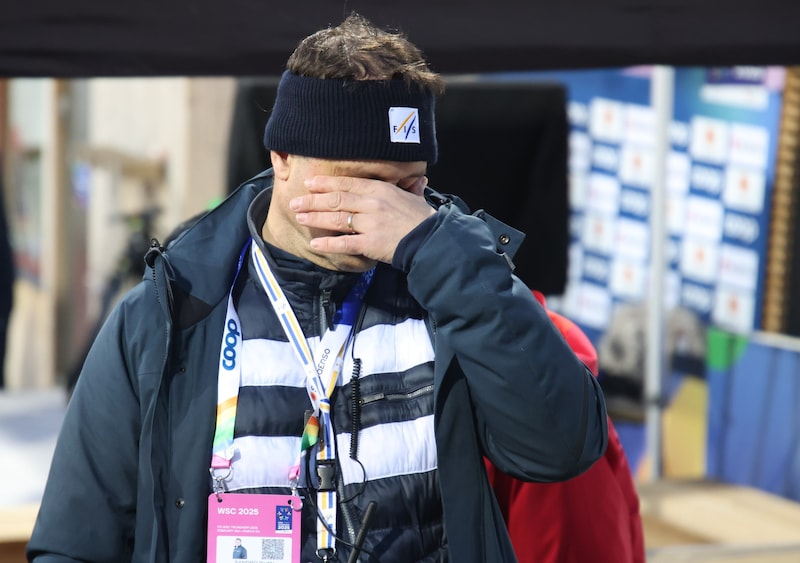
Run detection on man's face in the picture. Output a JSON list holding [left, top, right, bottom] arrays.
[[267, 154, 428, 272]]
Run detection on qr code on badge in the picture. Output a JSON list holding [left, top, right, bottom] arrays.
[[261, 537, 289, 562]]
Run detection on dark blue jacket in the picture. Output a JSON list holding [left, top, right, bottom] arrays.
[[28, 170, 607, 562]]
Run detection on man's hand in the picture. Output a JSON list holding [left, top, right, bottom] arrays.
[[290, 175, 435, 264]]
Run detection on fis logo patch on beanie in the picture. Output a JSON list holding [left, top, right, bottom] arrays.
[[389, 107, 420, 143]]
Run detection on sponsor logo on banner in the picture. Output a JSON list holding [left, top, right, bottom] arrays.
[[619, 188, 649, 218], [667, 151, 691, 195], [690, 116, 730, 164], [680, 237, 720, 283], [700, 84, 769, 112], [623, 104, 656, 148], [681, 282, 714, 314], [685, 195, 724, 242], [592, 143, 620, 172], [719, 244, 759, 291], [569, 131, 592, 173], [619, 145, 654, 188], [610, 258, 646, 299], [723, 167, 766, 213], [568, 101, 589, 128], [583, 255, 611, 283], [707, 66, 768, 85], [712, 285, 755, 333], [690, 164, 724, 196], [573, 282, 612, 329], [589, 98, 625, 143], [615, 218, 650, 261], [586, 173, 621, 216], [729, 123, 769, 169], [666, 194, 687, 236], [724, 211, 760, 244], [582, 213, 616, 255], [670, 121, 691, 148]]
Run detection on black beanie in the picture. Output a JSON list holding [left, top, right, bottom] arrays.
[[263, 71, 438, 165]]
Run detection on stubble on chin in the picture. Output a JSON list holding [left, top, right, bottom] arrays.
[[313, 251, 377, 273]]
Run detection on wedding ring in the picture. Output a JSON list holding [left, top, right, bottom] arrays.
[[347, 213, 355, 233]]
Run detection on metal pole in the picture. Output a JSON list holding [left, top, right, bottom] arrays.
[[645, 65, 675, 481]]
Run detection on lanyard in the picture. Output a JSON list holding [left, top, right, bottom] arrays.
[[251, 242, 372, 559], [210, 238, 373, 559], [211, 243, 249, 474]]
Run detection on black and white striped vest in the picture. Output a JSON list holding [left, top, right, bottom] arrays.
[[226, 248, 446, 562]]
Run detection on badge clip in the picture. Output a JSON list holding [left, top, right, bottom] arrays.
[[209, 466, 232, 502]]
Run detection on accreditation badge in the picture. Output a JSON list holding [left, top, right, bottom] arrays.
[[207, 493, 301, 562]]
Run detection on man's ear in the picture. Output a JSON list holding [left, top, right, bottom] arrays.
[[270, 150, 291, 180]]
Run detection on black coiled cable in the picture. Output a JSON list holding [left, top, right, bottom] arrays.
[[349, 358, 362, 460]]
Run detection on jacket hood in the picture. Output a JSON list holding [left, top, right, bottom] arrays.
[[154, 170, 274, 314]]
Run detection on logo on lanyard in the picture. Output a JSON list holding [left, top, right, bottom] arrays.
[[316, 348, 331, 376], [222, 318, 240, 370]]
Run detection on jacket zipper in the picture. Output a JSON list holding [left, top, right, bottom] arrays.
[[359, 384, 434, 406], [319, 289, 331, 336]]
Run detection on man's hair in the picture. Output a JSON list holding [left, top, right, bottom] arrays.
[[287, 13, 445, 95]]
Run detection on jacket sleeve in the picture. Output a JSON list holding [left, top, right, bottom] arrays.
[[27, 288, 145, 562], [405, 203, 608, 481]]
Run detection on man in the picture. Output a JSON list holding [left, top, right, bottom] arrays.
[[28, 14, 607, 563], [232, 538, 247, 560]]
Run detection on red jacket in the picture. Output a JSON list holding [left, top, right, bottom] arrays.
[[485, 292, 645, 563]]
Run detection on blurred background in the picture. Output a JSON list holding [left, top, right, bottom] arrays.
[[2, 2, 800, 559], [3, 65, 800, 562]]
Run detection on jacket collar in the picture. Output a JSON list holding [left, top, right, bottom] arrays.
[[161, 170, 274, 309]]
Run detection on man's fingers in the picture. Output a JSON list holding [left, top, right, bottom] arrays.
[[304, 175, 365, 194], [294, 210, 354, 232], [290, 191, 350, 212], [309, 234, 364, 255]]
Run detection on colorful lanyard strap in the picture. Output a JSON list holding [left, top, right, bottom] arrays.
[[211, 242, 249, 479], [210, 238, 373, 560]]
